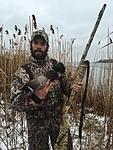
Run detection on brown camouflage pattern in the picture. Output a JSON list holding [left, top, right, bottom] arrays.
[[31, 30, 49, 43], [10, 55, 72, 150]]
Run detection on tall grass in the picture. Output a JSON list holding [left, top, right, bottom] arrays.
[[0, 21, 113, 149]]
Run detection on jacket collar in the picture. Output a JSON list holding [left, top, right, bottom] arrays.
[[29, 55, 50, 66]]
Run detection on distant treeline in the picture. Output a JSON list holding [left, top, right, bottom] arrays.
[[97, 58, 113, 63]]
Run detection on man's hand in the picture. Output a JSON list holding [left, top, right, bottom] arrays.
[[34, 79, 52, 100], [71, 82, 83, 93]]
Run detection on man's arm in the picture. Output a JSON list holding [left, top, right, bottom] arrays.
[[10, 67, 30, 112], [10, 67, 52, 111]]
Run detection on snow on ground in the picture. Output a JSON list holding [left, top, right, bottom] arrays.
[[71, 113, 110, 150], [0, 102, 111, 150]]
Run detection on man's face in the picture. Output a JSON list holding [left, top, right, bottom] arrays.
[[31, 36, 48, 60]]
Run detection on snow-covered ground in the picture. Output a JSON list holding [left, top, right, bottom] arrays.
[[0, 98, 112, 150], [0, 110, 108, 150], [71, 113, 111, 150]]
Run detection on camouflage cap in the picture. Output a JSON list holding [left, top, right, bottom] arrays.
[[31, 30, 49, 43]]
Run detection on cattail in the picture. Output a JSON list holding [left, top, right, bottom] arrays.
[[32, 14, 36, 22], [24, 36, 26, 40], [24, 25, 28, 35], [15, 25, 18, 31], [60, 35, 63, 39], [34, 22, 37, 29], [32, 14, 37, 29], [109, 37, 112, 43], [98, 41, 101, 45], [13, 34, 16, 38], [71, 38, 76, 44], [50, 25, 54, 34], [5, 30, 9, 35], [0, 27, 3, 32], [18, 29, 21, 35]]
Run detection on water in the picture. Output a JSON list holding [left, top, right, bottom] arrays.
[[90, 62, 113, 85], [74, 62, 113, 85]]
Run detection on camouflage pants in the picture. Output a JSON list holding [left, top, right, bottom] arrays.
[[26, 110, 73, 150], [26, 111, 62, 150]]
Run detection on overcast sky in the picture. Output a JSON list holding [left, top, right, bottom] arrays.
[[0, 0, 113, 61]]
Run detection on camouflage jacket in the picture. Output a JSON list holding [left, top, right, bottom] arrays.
[[10, 55, 71, 118]]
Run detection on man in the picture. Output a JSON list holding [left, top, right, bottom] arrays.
[[10, 30, 83, 150]]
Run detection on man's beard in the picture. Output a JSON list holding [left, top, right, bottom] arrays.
[[31, 48, 48, 60]]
